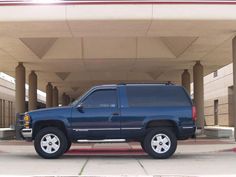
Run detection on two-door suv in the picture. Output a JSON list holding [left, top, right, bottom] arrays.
[[21, 83, 196, 159]]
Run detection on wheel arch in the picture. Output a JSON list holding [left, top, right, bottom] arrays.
[[145, 119, 179, 136], [32, 120, 68, 140]]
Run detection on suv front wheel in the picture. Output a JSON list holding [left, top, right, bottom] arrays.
[[34, 127, 68, 159], [65, 140, 72, 153], [144, 128, 177, 159]]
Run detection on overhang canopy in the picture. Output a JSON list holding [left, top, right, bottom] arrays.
[[0, 2, 234, 98]]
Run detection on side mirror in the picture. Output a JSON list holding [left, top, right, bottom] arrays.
[[77, 103, 84, 112]]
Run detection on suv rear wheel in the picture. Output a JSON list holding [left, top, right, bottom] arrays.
[[34, 127, 68, 159], [140, 141, 146, 152], [144, 128, 177, 159]]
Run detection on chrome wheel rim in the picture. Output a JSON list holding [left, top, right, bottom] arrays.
[[40, 133, 60, 154], [151, 133, 171, 154]]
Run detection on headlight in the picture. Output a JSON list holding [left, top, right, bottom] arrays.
[[24, 114, 31, 128]]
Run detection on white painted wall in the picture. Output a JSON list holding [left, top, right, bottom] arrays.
[[0, 76, 46, 104], [203, 63, 233, 126], [204, 63, 233, 101]]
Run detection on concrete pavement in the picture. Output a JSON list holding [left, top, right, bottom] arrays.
[[0, 139, 235, 176]]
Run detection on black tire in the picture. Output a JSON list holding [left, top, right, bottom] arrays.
[[34, 127, 68, 159], [140, 141, 146, 152], [65, 141, 72, 153], [144, 128, 177, 159]]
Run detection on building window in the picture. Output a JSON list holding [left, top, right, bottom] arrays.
[[213, 70, 218, 78], [214, 99, 219, 125]]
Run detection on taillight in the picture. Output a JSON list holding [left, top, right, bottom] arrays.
[[192, 106, 197, 121]]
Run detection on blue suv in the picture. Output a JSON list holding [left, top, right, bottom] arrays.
[[21, 83, 196, 159]]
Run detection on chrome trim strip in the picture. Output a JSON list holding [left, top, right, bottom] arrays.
[[75, 129, 89, 132], [73, 128, 120, 132], [73, 127, 142, 132], [77, 139, 126, 143], [21, 128, 32, 138], [121, 127, 142, 130], [182, 127, 194, 129]]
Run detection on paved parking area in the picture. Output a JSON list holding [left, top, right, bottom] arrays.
[[0, 139, 236, 176]]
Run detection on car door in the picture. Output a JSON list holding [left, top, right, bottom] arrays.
[[119, 85, 146, 139], [70, 88, 121, 140]]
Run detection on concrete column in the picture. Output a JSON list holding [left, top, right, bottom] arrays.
[[15, 62, 26, 114], [0, 99, 2, 127], [66, 95, 71, 105], [181, 69, 191, 94], [28, 71, 37, 111], [232, 37, 236, 141], [53, 86, 59, 107], [46, 82, 53, 108], [193, 61, 204, 130], [62, 93, 67, 106], [2, 100, 5, 127]]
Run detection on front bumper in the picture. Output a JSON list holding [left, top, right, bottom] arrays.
[[21, 128, 32, 139]]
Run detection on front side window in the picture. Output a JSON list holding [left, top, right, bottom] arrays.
[[83, 89, 117, 108]]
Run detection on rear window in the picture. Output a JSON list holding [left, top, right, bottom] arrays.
[[126, 85, 191, 107]]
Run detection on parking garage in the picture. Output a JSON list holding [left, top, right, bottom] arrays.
[[0, 0, 235, 139]]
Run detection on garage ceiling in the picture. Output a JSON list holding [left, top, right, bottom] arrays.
[[0, 4, 234, 99]]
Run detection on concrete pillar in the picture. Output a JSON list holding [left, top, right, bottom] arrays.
[[53, 86, 59, 107], [28, 71, 37, 111], [66, 95, 71, 105], [0, 99, 2, 127], [62, 93, 67, 106], [193, 61, 204, 130], [181, 69, 191, 94], [15, 62, 26, 114], [46, 82, 53, 108], [232, 37, 236, 141]]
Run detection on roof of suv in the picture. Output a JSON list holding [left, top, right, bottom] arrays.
[[118, 82, 174, 86], [91, 83, 176, 90]]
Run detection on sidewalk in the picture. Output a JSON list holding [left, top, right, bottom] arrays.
[[0, 137, 234, 145], [0, 138, 235, 176]]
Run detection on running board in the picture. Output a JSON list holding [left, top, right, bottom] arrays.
[[77, 139, 126, 143]]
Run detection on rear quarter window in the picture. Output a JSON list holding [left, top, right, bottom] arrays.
[[126, 85, 191, 107]]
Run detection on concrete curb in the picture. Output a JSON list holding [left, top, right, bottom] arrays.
[[1, 175, 236, 177]]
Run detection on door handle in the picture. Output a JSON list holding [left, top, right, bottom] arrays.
[[112, 112, 119, 116], [108, 112, 119, 121]]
